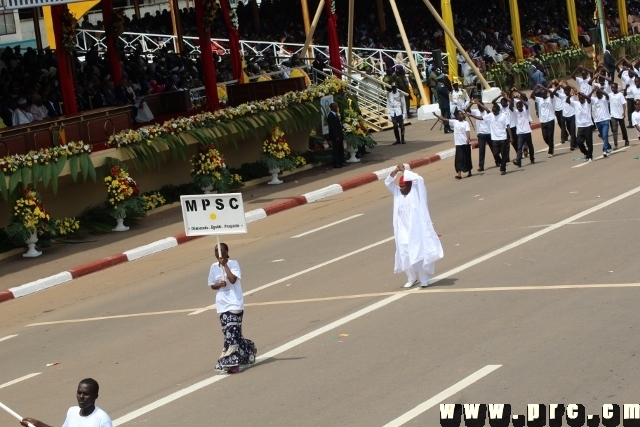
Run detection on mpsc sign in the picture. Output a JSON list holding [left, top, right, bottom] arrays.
[[180, 193, 247, 236]]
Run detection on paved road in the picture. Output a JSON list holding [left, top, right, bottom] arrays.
[[2, 125, 640, 426]]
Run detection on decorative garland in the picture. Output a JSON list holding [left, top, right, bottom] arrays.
[[61, 11, 78, 54]]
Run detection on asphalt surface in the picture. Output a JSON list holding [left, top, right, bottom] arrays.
[[2, 115, 640, 427]]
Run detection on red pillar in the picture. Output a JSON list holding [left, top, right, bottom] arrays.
[[323, 0, 342, 77], [51, 5, 77, 116], [101, 0, 122, 84], [218, 0, 244, 83], [195, 0, 220, 110]]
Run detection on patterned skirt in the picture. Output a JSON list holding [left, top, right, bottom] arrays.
[[215, 311, 257, 371]]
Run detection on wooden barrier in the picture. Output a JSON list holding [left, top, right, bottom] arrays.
[[0, 107, 132, 156], [227, 77, 307, 106]]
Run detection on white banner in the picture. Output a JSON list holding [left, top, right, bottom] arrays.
[[180, 193, 247, 236]]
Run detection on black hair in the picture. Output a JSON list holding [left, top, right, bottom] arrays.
[[215, 243, 229, 252], [79, 378, 99, 394]]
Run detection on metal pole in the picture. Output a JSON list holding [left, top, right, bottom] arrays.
[[301, 0, 325, 64], [596, 0, 607, 53], [387, 0, 427, 105], [347, 0, 354, 75], [420, 0, 490, 90]]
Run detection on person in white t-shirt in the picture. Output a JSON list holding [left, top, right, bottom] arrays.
[[21, 378, 112, 427], [488, 103, 512, 175], [554, 83, 578, 150], [609, 82, 629, 148], [208, 243, 257, 374], [434, 110, 473, 179], [569, 90, 594, 162], [511, 98, 534, 167], [572, 65, 593, 96], [590, 88, 612, 156], [618, 62, 636, 127], [530, 84, 557, 157], [550, 80, 569, 143], [632, 100, 640, 141], [467, 100, 501, 171]]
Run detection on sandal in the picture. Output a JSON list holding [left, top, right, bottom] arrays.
[[455, 176, 462, 180]]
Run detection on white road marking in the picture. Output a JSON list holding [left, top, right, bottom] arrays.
[[572, 146, 628, 168], [0, 373, 41, 390], [381, 365, 501, 427], [0, 335, 18, 343], [188, 236, 395, 315], [428, 183, 640, 284], [114, 184, 640, 424], [114, 294, 406, 426], [291, 214, 363, 238]]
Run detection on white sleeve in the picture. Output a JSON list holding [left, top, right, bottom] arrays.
[[228, 260, 241, 280], [208, 264, 218, 286], [633, 113, 639, 126], [385, 173, 397, 194]]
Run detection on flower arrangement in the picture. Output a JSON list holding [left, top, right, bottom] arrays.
[[341, 98, 377, 149], [141, 193, 166, 211], [103, 159, 145, 219], [61, 11, 78, 54], [108, 9, 126, 39], [259, 127, 297, 171], [202, 0, 220, 28], [610, 35, 640, 49], [51, 217, 81, 236], [190, 145, 243, 192], [10, 188, 50, 236], [0, 141, 95, 200]]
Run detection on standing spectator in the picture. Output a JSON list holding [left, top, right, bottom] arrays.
[[327, 102, 346, 168], [609, 82, 629, 148], [21, 378, 111, 427], [387, 83, 407, 145], [603, 44, 616, 82], [384, 164, 443, 288], [436, 74, 452, 134], [208, 243, 257, 374]]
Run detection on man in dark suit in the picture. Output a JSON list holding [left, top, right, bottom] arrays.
[[603, 44, 616, 82], [327, 102, 347, 168], [45, 92, 62, 118]]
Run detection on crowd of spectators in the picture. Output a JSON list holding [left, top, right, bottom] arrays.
[[2, 0, 640, 128]]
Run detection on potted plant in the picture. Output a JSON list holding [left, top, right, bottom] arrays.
[[341, 98, 377, 162], [190, 145, 243, 193], [6, 188, 51, 257], [103, 158, 145, 231], [259, 126, 296, 184]]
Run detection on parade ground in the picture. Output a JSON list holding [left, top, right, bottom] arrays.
[[2, 116, 640, 426]]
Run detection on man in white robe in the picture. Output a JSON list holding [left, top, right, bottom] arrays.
[[385, 165, 443, 288]]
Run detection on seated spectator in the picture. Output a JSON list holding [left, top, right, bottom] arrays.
[[12, 98, 33, 125], [29, 95, 49, 121]]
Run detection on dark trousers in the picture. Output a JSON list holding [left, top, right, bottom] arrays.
[[391, 114, 405, 143], [555, 110, 568, 142], [440, 106, 452, 132], [541, 121, 555, 154], [576, 126, 593, 159], [628, 99, 635, 127], [564, 115, 577, 149], [477, 133, 497, 169], [331, 137, 345, 166], [610, 117, 629, 146], [516, 133, 535, 163], [495, 139, 510, 172], [509, 126, 517, 154]]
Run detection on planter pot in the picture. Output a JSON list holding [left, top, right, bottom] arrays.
[[201, 184, 214, 194], [346, 145, 361, 163], [23, 232, 42, 258], [267, 167, 283, 185], [113, 215, 130, 232]]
